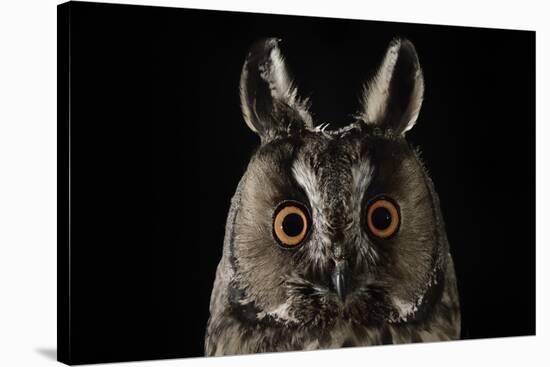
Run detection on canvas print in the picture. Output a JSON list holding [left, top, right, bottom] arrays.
[[58, 1, 535, 365]]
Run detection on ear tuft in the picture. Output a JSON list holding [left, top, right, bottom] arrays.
[[240, 38, 312, 140], [358, 38, 424, 135]]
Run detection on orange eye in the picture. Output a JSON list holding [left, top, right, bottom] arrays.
[[366, 196, 400, 238], [273, 201, 310, 248]]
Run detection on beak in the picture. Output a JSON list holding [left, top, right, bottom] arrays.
[[331, 259, 349, 302]]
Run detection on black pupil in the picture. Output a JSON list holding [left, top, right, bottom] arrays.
[[372, 207, 392, 230], [282, 213, 304, 237]]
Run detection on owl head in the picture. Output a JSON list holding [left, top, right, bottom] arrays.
[[222, 38, 450, 330]]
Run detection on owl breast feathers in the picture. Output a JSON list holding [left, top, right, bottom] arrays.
[[205, 38, 460, 356]]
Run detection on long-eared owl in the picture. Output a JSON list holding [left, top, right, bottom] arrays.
[[205, 37, 461, 356]]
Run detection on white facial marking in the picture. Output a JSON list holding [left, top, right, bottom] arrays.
[[256, 301, 298, 324], [392, 297, 419, 322]]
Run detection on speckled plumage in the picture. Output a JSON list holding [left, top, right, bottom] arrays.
[[205, 38, 460, 356]]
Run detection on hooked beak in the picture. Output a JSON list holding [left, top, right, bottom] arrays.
[[331, 259, 349, 302]]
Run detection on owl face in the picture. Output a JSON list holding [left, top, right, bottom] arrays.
[[222, 38, 450, 332]]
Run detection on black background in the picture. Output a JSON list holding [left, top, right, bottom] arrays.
[[60, 1, 535, 364]]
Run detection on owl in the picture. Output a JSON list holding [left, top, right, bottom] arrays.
[[205, 37, 460, 356]]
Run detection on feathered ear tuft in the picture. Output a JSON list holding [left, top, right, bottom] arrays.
[[358, 38, 424, 136], [240, 38, 312, 141]]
